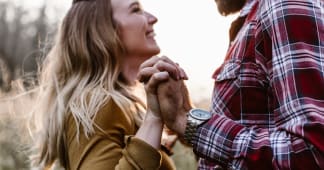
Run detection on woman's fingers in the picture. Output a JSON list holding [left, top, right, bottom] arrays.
[[145, 71, 170, 94], [140, 56, 177, 69], [138, 60, 179, 82], [139, 56, 161, 69], [139, 55, 188, 82], [178, 66, 188, 80], [154, 60, 180, 80], [138, 67, 160, 83]]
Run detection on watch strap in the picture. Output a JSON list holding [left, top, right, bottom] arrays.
[[183, 118, 197, 145]]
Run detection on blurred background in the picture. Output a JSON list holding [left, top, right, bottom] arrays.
[[0, 0, 236, 169]]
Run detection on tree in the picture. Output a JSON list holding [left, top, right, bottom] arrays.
[[0, 0, 59, 91], [0, 0, 62, 169], [0, 52, 11, 91]]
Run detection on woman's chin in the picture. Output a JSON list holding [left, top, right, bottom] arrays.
[[147, 47, 161, 57]]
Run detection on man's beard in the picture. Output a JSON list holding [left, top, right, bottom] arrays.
[[215, 0, 247, 16]]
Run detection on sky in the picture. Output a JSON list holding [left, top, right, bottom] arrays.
[[19, 0, 237, 101]]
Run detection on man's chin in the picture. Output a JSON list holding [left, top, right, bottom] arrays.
[[215, 0, 247, 16]]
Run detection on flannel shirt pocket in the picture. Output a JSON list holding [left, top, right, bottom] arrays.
[[215, 60, 241, 82]]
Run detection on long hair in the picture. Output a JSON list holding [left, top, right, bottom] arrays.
[[29, 0, 141, 168]]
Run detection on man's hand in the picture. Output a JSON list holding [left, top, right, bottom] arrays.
[[157, 79, 193, 136]]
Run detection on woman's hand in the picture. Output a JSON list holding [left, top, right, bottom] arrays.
[[139, 56, 187, 118], [144, 71, 169, 118], [138, 56, 193, 136], [138, 56, 187, 84], [135, 70, 168, 149], [135, 56, 186, 149]]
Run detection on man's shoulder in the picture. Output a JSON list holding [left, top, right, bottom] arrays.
[[258, 0, 320, 11], [257, 0, 320, 21]]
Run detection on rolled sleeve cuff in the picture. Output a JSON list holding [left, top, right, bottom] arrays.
[[192, 114, 245, 166], [122, 136, 162, 169]]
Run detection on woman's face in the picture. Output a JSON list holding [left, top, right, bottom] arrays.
[[111, 0, 160, 58]]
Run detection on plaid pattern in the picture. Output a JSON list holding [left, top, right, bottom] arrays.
[[193, 0, 324, 169]]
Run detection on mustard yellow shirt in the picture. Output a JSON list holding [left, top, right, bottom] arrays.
[[65, 99, 175, 170]]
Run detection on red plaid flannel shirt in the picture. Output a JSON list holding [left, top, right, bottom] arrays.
[[193, 0, 324, 169]]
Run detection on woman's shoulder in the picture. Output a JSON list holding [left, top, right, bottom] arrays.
[[65, 99, 137, 170], [93, 98, 136, 134], [65, 98, 136, 141]]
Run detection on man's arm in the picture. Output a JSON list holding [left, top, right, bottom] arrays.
[[192, 0, 324, 169]]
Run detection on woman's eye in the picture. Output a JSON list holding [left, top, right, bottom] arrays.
[[132, 7, 143, 13]]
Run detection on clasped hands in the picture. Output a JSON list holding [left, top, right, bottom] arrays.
[[137, 56, 193, 137]]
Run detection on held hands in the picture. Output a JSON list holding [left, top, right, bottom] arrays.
[[135, 56, 183, 148], [139, 56, 185, 119], [157, 78, 192, 136], [138, 56, 193, 136]]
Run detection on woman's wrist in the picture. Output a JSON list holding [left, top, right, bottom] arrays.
[[135, 111, 163, 149], [144, 110, 162, 123]]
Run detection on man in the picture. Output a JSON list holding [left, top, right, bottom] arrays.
[[139, 0, 324, 169]]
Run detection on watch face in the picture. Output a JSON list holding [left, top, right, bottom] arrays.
[[190, 109, 212, 120]]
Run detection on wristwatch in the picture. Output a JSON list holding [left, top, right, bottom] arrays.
[[183, 108, 212, 145]]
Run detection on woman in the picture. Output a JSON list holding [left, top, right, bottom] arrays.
[[29, 0, 185, 169]]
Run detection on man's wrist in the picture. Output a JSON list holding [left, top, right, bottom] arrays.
[[178, 106, 193, 134], [176, 113, 188, 137], [182, 108, 212, 145]]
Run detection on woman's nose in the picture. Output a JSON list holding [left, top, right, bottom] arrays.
[[145, 12, 158, 24]]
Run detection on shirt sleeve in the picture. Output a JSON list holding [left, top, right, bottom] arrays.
[[67, 100, 163, 170], [77, 135, 162, 170], [193, 0, 324, 169]]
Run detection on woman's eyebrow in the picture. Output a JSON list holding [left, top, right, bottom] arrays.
[[129, 1, 140, 9]]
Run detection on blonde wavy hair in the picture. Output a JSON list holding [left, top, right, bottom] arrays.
[[29, 0, 142, 168]]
